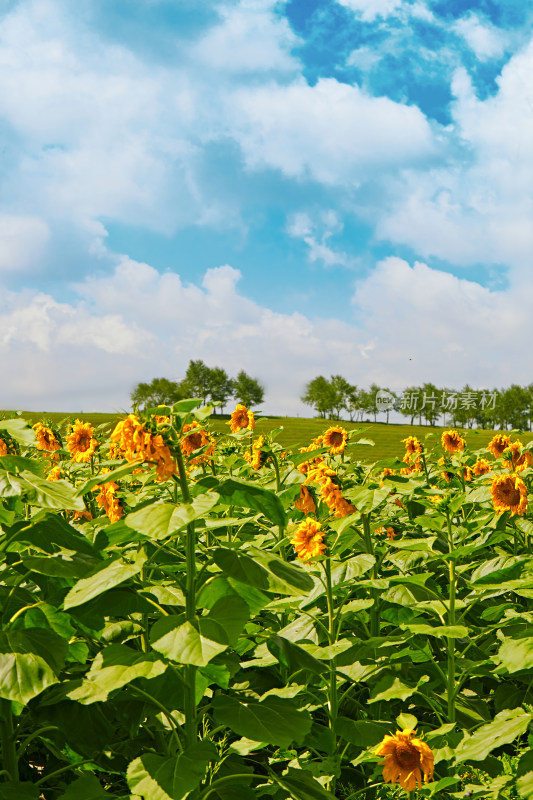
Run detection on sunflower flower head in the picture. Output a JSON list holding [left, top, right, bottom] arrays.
[[491, 473, 528, 516], [33, 422, 61, 461], [502, 441, 533, 473], [245, 435, 266, 470], [181, 421, 215, 465], [323, 426, 348, 455], [379, 467, 395, 487], [442, 429, 465, 454], [46, 465, 61, 481], [487, 433, 511, 459], [228, 404, 254, 433], [95, 473, 123, 523], [294, 484, 316, 515], [473, 457, 491, 476], [0, 438, 9, 457], [403, 436, 422, 456], [66, 420, 98, 463], [374, 728, 434, 792], [291, 519, 326, 560]]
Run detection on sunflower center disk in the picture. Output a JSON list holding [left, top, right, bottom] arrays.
[[395, 743, 420, 768]]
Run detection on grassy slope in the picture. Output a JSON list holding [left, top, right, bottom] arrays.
[[3, 410, 525, 462]]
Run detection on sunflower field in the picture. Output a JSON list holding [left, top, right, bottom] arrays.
[[1, 402, 533, 800]]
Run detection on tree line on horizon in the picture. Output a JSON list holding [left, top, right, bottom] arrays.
[[131, 360, 264, 413], [302, 376, 533, 431]]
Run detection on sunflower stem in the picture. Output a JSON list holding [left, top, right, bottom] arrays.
[[175, 440, 198, 749], [362, 513, 379, 637], [0, 699, 18, 782], [323, 556, 338, 795], [445, 508, 456, 724]]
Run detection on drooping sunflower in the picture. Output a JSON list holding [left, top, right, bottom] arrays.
[[294, 485, 316, 515], [96, 474, 123, 523], [323, 426, 348, 455], [33, 422, 61, 454], [374, 728, 434, 792], [291, 519, 326, 560], [487, 433, 511, 459], [502, 441, 533, 473], [473, 457, 491, 476], [441, 429, 465, 454], [66, 420, 98, 463], [245, 434, 266, 471], [228, 404, 254, 433], [46, 465, 61, 481], [491, 473, 528, 516], [181, 422, 215, 463], [403, 436, 422, 455], [0, 438, 8, 457]]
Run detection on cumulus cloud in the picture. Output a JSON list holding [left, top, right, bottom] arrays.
[[335, 0, 403, 23], [0, 215, 50, 273], [453, 12, 507, 61], [376, 38, 533, 271], [228, 77, 437, 184]]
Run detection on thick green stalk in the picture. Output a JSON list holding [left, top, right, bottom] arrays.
[[362, 513, 379, 637], [175, 445, 198, 748], [0, 699, 18, 782], [446, 509, 456, 723], [323, 557, 338, 795]]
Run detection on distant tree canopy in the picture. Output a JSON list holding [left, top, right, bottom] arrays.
[[301, 376, 533, 430], [131, 361, 264, 413]]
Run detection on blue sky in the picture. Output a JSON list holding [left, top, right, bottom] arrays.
[[0, 0, 532, 414]]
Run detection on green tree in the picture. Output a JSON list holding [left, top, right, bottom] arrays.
[[330, 375, 354, 420], [130, 377, 184, 409], [301, 376, 336, 418], [420, 383, 441, 426], [181, 360, 212, 404], [233, 370, 264, 408], [207, 367, 234, 413]]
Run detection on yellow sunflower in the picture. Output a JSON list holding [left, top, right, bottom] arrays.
[[245, 434, 266, 470], [441, 429, 465, 454], [0, 438, 8, 457], [294, 485, 316, 515], [291, 519, 326, 560], [96, 476, 123, 523], [379, 467, 395, 487], [66, 420, 98, 463], [403, 436, 422, 455], [487, 433, 511, 459], [374, 728, 434, 792], [491, 473, 528, 516], [33, 422, 61, 458], [228, 404, 254, 433], [473, 458, 491, 476], [181, 422, 215, 462], [502, 441, 533, 473], [46, 465, 61, 481], [323, 426, 348, 455]]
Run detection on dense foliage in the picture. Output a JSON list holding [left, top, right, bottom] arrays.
[[0, 406, 533, 799]]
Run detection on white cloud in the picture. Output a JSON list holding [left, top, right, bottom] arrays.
[[191, 0, 301, 74], [286, 209, 354, 267], [228, 77, 437, 184], [453, 12, 506, 61], [0, 215, 50, 273], [376, 38, 533, 270], [335, 0, 403, 22]]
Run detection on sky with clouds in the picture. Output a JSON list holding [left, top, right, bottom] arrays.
[[0, 0, 532, 415]]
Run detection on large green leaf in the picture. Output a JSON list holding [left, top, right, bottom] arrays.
[[57, 775, 111, 799], [495, 637, 533, 673], [201, 596, 250, 646], [150, 618, 227, 666], [0, 652, 58, 703], [216, 478, 286, 526], [63, 550, 147, 609], [19, 471, 86, 511], [0, 783, 40, 800], [8, 514, 97, 556], [455, 708, 533, 763], [272, 767, 337, 800], [212, 694, 312, 748], [127, 741, 217, 800], [336, 717, 391, 746], [0, 470, 25, 497], [401, 623, 469, 638], [213, 547, 313, 596], [0, 418, 37, 446], [368, 674, 429, 703], [22, 552, 97, 579], [126, 493, 219, 540], [267, 636, 327, 677], [68, 644, 167, 704]]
